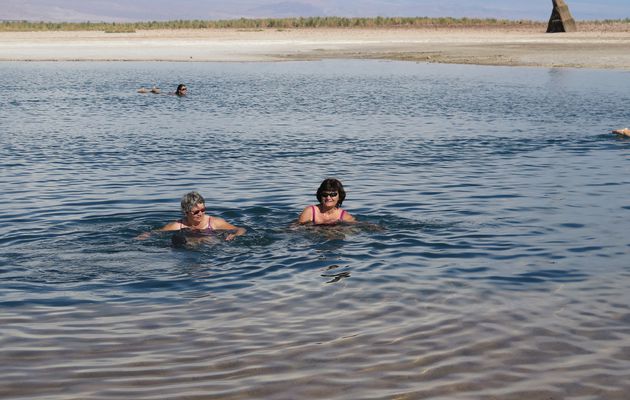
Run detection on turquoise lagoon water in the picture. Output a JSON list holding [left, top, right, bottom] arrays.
[[1, 60, 629, 399]]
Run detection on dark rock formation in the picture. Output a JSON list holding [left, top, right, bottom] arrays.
[[547, 0, 577, 33]]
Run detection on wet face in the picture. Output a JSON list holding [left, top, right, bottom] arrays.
[[186, 203, 205, 221], [319, 191, 339, 208]]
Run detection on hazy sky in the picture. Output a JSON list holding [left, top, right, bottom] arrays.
[[1, 0, 629, 22]]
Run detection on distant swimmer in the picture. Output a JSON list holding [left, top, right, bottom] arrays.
[[174, 84, 187, 96], [298, 178, 356, 225], [612, 128, 630, 137], [137, 191, 246, 241], [137, 86, 161, 94]]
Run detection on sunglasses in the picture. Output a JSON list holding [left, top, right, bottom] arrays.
[[188, 208, 206, 215], [321, 192, 338, 198]]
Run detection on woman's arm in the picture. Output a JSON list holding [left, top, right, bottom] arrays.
[[212, 217, 246, 241], [298, 206, 313, 224], [158, 221, 183, 231], [135, 220, 181, 240], [341, 211, 356, 223]]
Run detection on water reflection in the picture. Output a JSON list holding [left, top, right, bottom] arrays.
[[1, 60, 629, 399]]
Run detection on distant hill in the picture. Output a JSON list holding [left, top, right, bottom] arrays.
[[1, 0, 628, 23], [0, 0, 551, 22]]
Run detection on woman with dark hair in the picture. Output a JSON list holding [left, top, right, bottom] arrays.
[[298, 178, 356, 225], [138, 191, 245, 241], [174, 84, 187, 96]]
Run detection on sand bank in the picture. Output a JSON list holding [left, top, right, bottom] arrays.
[[2, 28, 630, 69]]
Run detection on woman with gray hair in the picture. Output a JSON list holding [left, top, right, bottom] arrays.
[[139, 191, 246, 241]]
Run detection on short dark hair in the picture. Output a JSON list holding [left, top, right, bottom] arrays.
[[316, 178, 346, 207]]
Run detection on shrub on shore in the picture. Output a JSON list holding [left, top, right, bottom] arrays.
[[1, 17, 628, 32]]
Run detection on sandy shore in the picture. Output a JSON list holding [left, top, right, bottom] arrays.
[[2, 27, 630, 69]]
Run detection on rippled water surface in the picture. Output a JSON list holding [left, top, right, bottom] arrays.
[[1, 60, 630, 399]]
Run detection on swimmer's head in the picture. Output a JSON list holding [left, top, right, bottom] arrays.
[[176, 84, 187, 96], [316, 178, 346, 207], [181, 191, 205, 214]]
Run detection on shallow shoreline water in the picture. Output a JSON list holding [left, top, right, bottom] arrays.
[[1, 60, 629, 399]]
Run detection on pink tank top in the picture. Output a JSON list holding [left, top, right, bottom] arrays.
[[311, 205, 346, 225]]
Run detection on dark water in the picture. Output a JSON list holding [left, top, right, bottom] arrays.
[[1, 60, 629, 399]]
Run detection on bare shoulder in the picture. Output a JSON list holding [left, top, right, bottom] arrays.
[[210, 216, 234, 229], [298, 205, 314, 224]]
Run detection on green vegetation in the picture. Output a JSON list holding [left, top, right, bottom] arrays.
[[1, 17, 543, 32], [592, 17, 630, 24], [1, 17, 628, 32]]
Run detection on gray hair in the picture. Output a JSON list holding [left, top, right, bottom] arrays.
[[180, 191, 205, 213]]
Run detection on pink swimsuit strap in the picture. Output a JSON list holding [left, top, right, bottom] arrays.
[[179, 217, 214, 233], [311, 205, 345, 225]]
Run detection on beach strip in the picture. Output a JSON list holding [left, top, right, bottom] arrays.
[[2, 28, 630, 69]]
